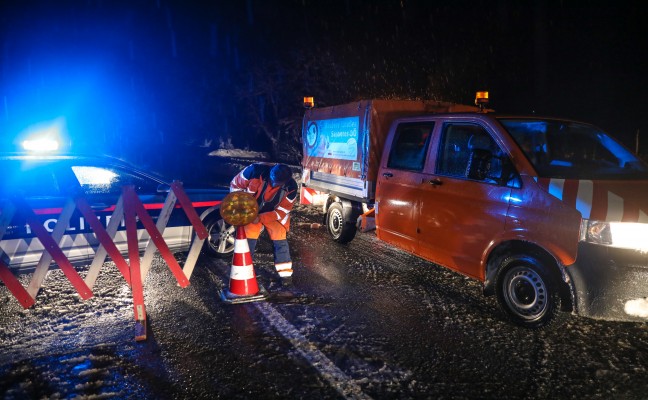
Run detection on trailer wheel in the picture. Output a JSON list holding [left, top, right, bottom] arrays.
[[495, 254, 564, 329], [202, 214, 236, 258], [327, 202, 357, 243]]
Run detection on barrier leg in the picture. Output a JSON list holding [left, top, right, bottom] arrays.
[[182, 234, 205, 280], [140, 190, 176, 281], [0, 203, 33, 307], [27, 198, 76, 298], [124, 186, 147, 341], [85, 196, 126, 288], [0, 259, 35, 308]]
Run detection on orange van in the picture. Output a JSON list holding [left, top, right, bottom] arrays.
[[301, 98, 648, 328]]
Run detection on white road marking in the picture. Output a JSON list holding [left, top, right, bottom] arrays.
[[254, 302, 373, 400]]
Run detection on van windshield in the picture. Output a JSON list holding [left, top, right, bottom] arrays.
[[498, 118, 648, 180]]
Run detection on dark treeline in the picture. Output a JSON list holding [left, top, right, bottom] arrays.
[[1, 0, 646, 176]]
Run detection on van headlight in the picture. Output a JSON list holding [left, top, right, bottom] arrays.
[[580, 219, 648, 252]]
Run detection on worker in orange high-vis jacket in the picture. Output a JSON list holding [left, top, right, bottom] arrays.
[[230, 163, 298, 282]]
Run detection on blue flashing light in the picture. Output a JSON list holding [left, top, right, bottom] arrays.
[[19, 118, 67, 153], [22, 138, 60, 152]]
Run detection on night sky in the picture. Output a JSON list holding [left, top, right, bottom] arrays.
[[1, 0, 647, 170]]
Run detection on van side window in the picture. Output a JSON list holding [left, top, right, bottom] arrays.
[[387, 122, 434, 171], [437, 123, 507, 184]]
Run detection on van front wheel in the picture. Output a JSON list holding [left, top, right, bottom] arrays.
[[495, 254, 563, 329]]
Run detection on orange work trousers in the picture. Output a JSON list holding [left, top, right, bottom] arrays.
[[243, 219, 288, 240]]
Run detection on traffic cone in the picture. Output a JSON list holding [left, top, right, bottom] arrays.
[[221, 226, 267, 303]]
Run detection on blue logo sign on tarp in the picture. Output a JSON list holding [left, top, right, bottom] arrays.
[[305, 117, 359, 160]]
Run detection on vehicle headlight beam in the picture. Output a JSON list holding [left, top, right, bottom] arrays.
[[581, 219, 648, 252]]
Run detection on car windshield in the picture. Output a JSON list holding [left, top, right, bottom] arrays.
[[498, 118, 648, 180]]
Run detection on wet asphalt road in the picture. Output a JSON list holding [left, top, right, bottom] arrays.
[[1, 204, 648, 399]]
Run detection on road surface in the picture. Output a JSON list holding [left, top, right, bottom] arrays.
[[1, 204, 648, 399]]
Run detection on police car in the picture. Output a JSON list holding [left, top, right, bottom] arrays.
[[0, 153, 235, 273]]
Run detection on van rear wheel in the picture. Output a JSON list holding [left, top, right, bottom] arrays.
[[495, 254, 563, 329], [327, 202, 357, 243]]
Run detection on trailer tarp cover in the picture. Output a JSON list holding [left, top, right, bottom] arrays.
[[302, 99, 479, 183]]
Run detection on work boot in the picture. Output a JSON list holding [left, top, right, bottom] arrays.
[[281, 276, 294, 287]]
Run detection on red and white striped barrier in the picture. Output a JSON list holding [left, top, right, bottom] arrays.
[[0, 181, 210, 341]]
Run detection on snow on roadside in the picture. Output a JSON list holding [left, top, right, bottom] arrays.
[[208, 148, 270, 159], [209, 148, 303, 183]]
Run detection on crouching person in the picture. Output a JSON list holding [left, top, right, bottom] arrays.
[[230, 163, 297, 282]]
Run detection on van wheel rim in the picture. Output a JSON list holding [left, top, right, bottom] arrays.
[[504, 266, 548, 320], [329, 209, 343, 237]]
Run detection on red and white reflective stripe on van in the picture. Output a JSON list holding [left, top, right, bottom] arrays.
[[535, 178, 648, 223]]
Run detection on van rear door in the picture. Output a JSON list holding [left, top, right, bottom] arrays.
[[376, 121, 436, 254]]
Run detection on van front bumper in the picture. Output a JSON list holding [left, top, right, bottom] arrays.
[[566, 242, 648, 322]]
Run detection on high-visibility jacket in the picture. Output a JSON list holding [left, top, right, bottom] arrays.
[[230, 163, 298, 229]]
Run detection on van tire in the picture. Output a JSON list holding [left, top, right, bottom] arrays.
[[495, 254, 564, 329], [202, 213, 236, 258], [327, 202, 357, 243]]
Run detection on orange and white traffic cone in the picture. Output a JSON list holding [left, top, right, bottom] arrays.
[[220, 226, 267, 304]]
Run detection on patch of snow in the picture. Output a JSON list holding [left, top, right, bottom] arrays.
[[208, 148, 270, 159], [624, 298, 648, 318]]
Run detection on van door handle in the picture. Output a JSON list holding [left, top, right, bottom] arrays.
[[427, 178, 443, 186], [382, 172, 393, 178]]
